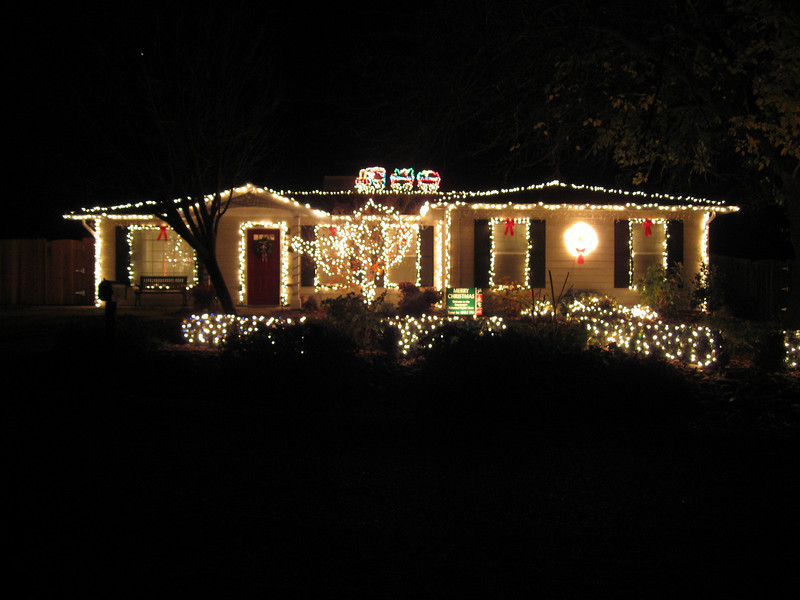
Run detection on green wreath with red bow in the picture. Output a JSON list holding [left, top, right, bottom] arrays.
[[252, 237, 274, 261]]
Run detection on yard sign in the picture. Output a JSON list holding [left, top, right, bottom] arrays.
[[446, 287, 483, 316]]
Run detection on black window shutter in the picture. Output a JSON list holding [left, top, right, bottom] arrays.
[[473, 219, 491, 288], [667, 220, 684, 269], [528, 220, 546, 288], [115, 226, 130, 285], [300, 225, 316, 287], [614, 220, 631, 288], [419, 226, 434, 287]]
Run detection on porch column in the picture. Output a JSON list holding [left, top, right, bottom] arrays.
[[289, 216, 302, 309]]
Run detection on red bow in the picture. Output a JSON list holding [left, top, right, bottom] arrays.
[[329, 226, 337, 237], [643, 219, 653, 237], [504, 218, 515, 236], [576, 248, 586, 264], [157, 225, 168, 241]]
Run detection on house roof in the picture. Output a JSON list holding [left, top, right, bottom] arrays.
[[64, 184, 331, 221], [437, 180, 738, 212], [64, 179, 739, 221]]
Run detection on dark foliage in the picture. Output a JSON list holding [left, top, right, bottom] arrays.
[[321, 292, 399, 355], [190, 284, 217, 311], [412, 320, 693, 426], [753, 330, 788, 372], [396, 282, 442, 317], [223, 320, 357, 368]]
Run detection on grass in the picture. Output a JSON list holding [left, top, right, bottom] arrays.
[[5, 305, 800, 595]]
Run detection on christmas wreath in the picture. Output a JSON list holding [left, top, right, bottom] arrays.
[[252, 237, 274, 260]]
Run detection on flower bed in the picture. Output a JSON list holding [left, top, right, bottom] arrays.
[[525, 297, 723, 368], [180, 303, 799, 371], [181, 313, 305, 345], [384, 315, 507, 356]]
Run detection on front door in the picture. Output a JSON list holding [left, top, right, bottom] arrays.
[[247, 228, 280, 305]]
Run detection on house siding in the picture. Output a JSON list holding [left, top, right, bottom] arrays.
[[77, 184, 728, 309]]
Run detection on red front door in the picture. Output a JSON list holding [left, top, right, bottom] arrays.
[[247, 228, 280, 305]]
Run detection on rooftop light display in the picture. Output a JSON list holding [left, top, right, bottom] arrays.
[[389, 168, 415, 192]]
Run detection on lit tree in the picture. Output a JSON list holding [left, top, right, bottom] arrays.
[[292, 199, 416, 302]]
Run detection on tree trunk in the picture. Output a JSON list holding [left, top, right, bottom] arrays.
[[198, 246, 237, 315]]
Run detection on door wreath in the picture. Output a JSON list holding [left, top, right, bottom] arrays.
[[252, 237, 274, 261]]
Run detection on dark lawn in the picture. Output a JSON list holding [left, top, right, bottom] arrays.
[[6, 312, 800, 596]]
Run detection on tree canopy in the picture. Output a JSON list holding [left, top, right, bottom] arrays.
[[354, 0, 800, 322]]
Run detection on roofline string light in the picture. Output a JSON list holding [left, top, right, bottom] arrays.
[[65, 180, 738, 222], [441, 180, 737, 210]]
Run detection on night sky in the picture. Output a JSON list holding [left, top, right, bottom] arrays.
[[13, 4, 393, 237], [8, 2, 793, 260]]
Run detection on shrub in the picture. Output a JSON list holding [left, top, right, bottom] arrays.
[[753, 329, 787, 371], [190, 284, 217, 311], [396, 282, 442, 317], [220, 320, 366, 405], [223, 320, 355, 362], [412, 321, 693, 426], [415, 318, 490, 355], [481, 284, 530, 318], [637, 263, 685, 315], [301, 294, 320, 312], [321, 291, 395, 353], [510, 319, 589, 353], [690, 262, 726, 312]]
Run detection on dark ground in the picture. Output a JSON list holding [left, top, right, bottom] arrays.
[[5, 308, 800, 597]]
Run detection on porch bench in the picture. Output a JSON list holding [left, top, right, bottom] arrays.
[[134, 276, 188, 306]]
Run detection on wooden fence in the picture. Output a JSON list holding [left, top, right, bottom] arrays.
[[0, 238, 95, 305], [711, 254, 789, 321]]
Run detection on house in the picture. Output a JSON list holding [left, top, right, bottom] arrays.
[[64, 172, 739, 309]]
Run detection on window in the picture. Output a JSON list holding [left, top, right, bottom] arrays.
[[491, 218, 529, 287], [128, 226, 197, 284], [631, 220, 667, 286], [475, 219, 544, 289], [385, 232, 419, 286]]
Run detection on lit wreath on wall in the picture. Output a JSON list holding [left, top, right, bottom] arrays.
[[564, 222, 598, 264]]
